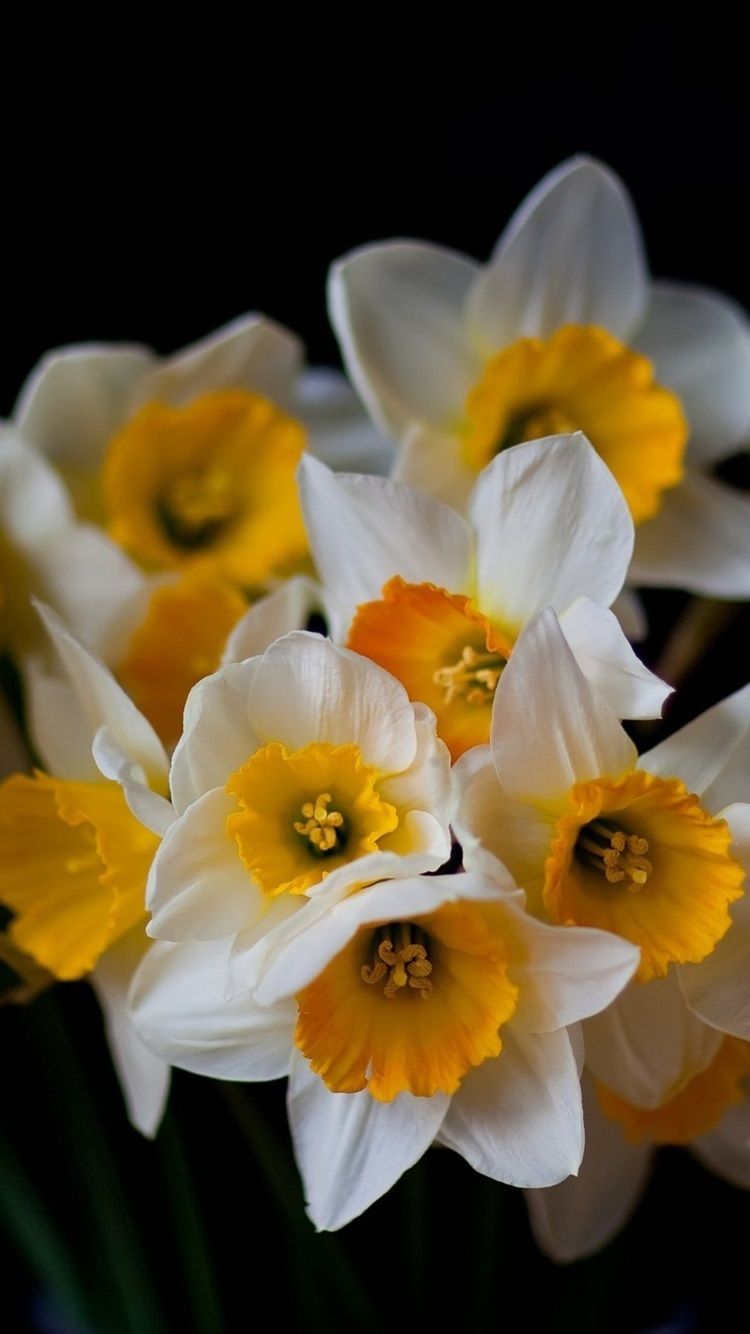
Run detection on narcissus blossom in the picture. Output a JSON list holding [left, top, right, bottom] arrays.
[[329, 157, 750, 596], [299, 434, 668, 760], [131, 866, 638, 1229], [0, 604, 173, 1135], [455, 609, 750, 1107]]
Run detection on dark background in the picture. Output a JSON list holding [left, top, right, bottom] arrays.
[[4, 36, 750, 1333]]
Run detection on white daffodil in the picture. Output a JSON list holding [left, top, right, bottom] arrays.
[[298, 435, 669, 761], [144, 631, 454, 998], [455, 608, 750, 1112], [12, 315, 392, 593], [131, 865, 638, 1229], [527, 1054, 750, 1262], [329, 156, 750, 598], [0, 603, 174, 1136]]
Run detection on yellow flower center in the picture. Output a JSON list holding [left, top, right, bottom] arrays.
[[347, 577, 513, 761], [117, 573, 248, 751], [545, 770, 745, 983], [225, 742, 399, 898], [463, 325, 688, 523], [597, 1037, 750, 1145], [0, 772, 159, 980], [296, 900, 519, 1101], [102, 388, 309, 588]]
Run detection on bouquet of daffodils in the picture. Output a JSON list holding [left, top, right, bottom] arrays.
[[2, 157, 750, 1278]]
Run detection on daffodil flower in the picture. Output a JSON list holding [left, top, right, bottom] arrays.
[[0, 604, 173, 1135], [131, 866, 638, 1229], [143, 632, 455, 998], [13, 315, 392, 591], [298, 435, 669, 761], [455, 608, 750, 1112], [329, 157, 750, 597]]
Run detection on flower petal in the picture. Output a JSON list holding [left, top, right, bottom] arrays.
[[222, 577, 321, 665], [394, 421, 478, 512], [169, 659, 263, 815], [470, 433, 634, 627], [23, 658, 99, 782], [130, 937, 295, 1081], [246, 632, 419, 773], [454, 744, 554, 904], [559, 598, 671, 720], [584, 971, 723, 1108], [438, 1026, 583, 1186], [93, 727, 174, 837], [634, 282, 750, 465], [29, 525, 145, 663], [92, 926, 170, 1138], [146, 787, 260, 940], [293, 368, 395, 476], [640, 683, 750, 811], [694, 1097, 750, 1188], [490, 609, 637, 804], [525, 1074, 652, 1261], [630, 472, 750, 598], [13, 345, 153, 470], [0, 429, 72, 543], [133, 315, 303, 409], [298, 456, 472, 638], [328, 241, 481, 436], [287, 1050, 449, 1230], [467, 157, 648, 348]]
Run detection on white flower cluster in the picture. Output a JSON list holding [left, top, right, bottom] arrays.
[[2, 157, 750, 1257]]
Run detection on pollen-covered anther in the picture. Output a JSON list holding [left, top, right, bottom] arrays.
[[294, 793, 346, 855], [161, 468, 236, 544], [361, 923, 433, 999], [433, 646, 504, 706], [578, 819, 652, 892]]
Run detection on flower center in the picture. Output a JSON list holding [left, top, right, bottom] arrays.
[[361, 923, 433, 998], [293, 792, 347, 856], [463, 324, 687, 524], [576, 818, 652, 891], [432, 644, 504, 707], [158, 468, 237, 549]]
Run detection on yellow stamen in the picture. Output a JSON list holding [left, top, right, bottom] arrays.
[[577, 819, 653, 891], [361, 923, 433, 998], [433, 645, 504, 706], [159, 468, 237, 548], [293, 793, 346, 856]]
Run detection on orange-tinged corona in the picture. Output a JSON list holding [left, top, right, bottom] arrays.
[[597, 1037, 750, 1144], [463, 325, 687, 523]]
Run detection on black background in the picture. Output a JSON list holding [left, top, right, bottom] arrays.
[[4, 36, 750, 1332]]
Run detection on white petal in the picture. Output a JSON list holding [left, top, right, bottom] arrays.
[[525, 1074, 652, 1261], [559, 598, 671, 720], [146, 787, 259, 941], [224, 898, 302, 1000], [130, 937, 295, 1081], [169, 659, 263, 815], [328, 240, 481, 436], [377, 703, 455, 837], [630, 472, 750, 598], [640, 683, 750, 810], [470, 433, 634, 628], [288, 1050, 449, 1230], [394, 421, 477, 512], [28, 525, 145, 663], [0, 429, 72, 543], [467, 157, 647, 348], [132, 315, 303, 409], [222, 577, 321, 665], [92, 927, 170, 1138], [507, 902, 640, 1032], [34, 602, 169, 791], [490, 609, 636, 804], [634, 282, 750, 464], [438, 1027, 583, 1186], [22, 657, 98, 782], [246, 632, 419, 773], [93, 728, 174, 837], [13, 344, 153, 470], [584, 972, 723, 1108], [254, 867, 515, 1005], [453, 744, 554, 905], [694, 1097, 750, 1188], [293, 368, 395, 475], [298, 456, 472, 639]]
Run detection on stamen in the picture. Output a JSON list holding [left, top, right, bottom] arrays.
[[361, 923, 433, 999], [577, 818, 652, 892], [294, 793, 346, 857], [433, 645, 504, 706], [159, 469, 236, 548]]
